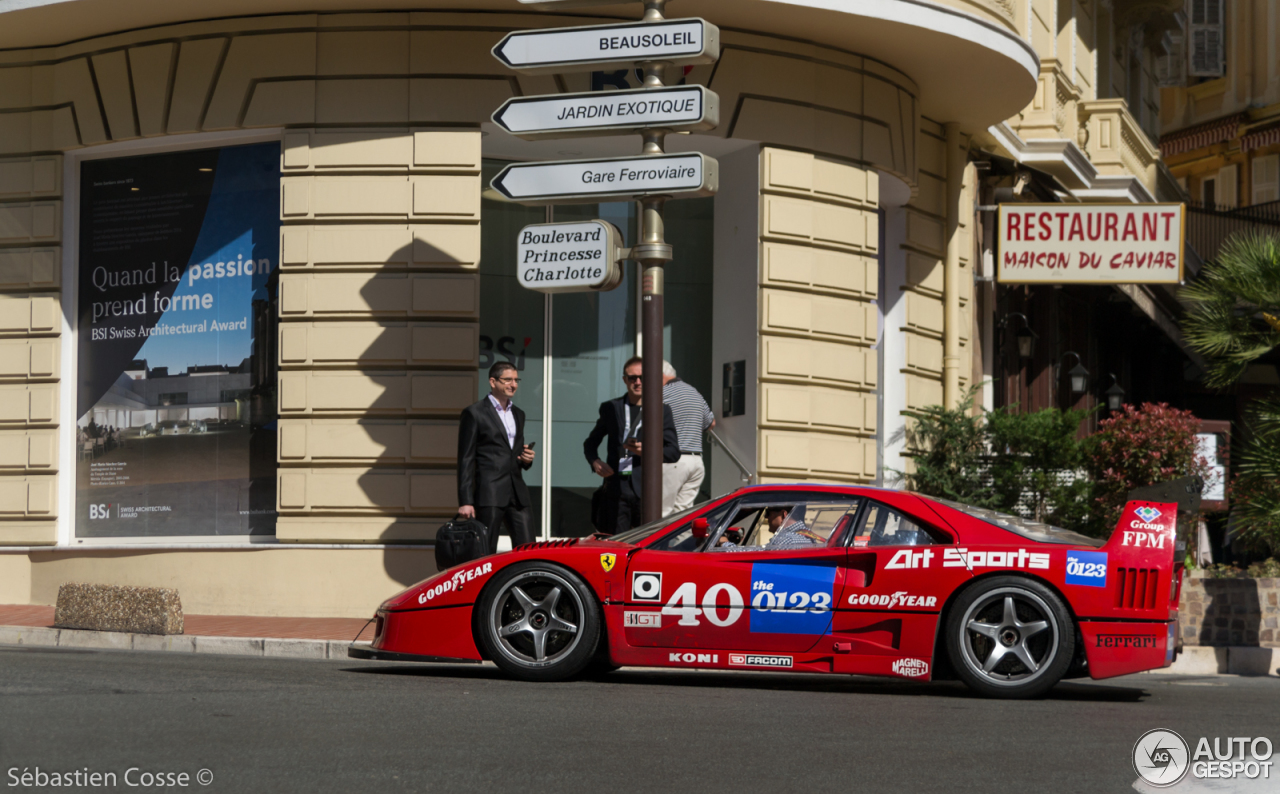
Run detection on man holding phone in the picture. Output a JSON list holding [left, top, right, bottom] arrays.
[[583, 356, 681, 534], [457, 361, 537, 554]]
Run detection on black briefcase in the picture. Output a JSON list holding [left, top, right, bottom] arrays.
[[435, 517, 488, 570]]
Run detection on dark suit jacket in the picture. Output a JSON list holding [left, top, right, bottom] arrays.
[[457, 397, 532, 508], [583, 396, 681, 475]]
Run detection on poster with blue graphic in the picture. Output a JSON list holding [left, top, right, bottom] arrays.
[[76, 143, 279, 537]]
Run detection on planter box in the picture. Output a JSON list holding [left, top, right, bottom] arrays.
[[1179, 575, 1280, 648]]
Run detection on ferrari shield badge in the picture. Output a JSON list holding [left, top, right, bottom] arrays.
[[600, 553, 616, 573]]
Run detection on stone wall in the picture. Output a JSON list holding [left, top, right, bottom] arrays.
[[1179, 575, 1280, 648]]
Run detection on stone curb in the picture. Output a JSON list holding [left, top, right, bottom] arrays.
[[1142, 645, 1279, 677], [0, 624, 366, 661]]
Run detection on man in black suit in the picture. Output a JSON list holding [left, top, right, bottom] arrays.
[[584, 356, 681, 534], [458, 361, 537, 554]]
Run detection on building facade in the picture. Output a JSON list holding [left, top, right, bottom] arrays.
[[0, 0, 1172, 617]]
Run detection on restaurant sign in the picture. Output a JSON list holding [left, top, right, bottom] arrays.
[[997, 203, 1185, 284]]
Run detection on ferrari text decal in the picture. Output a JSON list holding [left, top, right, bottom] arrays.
[[891, 658, 929, 678], [847, 591, 938, 609], [417, 561, 493, 604], [749, 563, 837, 635], [624, 611, 661, 628], [943, 548, 1050, 570], [884, 549, 935, 569], [729, 653, 793, 668]]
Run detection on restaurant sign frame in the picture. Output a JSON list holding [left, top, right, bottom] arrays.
[[996, 203, 1186, 285]]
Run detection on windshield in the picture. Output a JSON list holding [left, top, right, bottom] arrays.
[[609, 500, 710, 545], [928, 497, 1104, 547]]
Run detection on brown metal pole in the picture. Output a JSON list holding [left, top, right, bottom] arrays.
[[641, 265, 664, 523]]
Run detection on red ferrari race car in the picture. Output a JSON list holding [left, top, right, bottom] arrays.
[[350, 485, 1184, 698]]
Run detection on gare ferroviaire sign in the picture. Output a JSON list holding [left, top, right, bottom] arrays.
[[997, 203, 1185, 284]]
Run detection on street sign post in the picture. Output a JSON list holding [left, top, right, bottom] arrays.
[[493, 85, 718, 139], [516, 220, 626, 293], [490, 152, 717, 204], [492, 17, 719, 74]]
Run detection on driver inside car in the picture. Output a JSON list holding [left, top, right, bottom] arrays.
[[718, 506, 823, 552]]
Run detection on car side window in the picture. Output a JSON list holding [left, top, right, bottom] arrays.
[[854, 502, 936, 547], [710, 501, 860, 552]]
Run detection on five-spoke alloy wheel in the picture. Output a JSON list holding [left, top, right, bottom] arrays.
[[946, 576, 1074, 699], [476, 562, 600, 681]]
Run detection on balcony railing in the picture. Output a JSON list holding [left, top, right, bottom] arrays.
[[1186, 200, 1280, 263]]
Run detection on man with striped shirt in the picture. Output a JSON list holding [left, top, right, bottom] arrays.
[[661, 360, 716, 516]]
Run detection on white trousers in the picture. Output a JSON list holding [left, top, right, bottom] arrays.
[[662, 454, 705, 517]]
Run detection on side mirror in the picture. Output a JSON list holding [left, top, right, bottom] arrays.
[[691, 518, 710, 540]]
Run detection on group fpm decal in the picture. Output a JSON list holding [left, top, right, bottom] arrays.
[[748, 563, 837, 635]]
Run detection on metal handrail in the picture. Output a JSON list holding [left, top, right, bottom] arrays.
[[707, 428, 754, 483]]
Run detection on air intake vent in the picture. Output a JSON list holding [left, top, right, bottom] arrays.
[[1114, 568, 1160, 610], [515, 538, 579, 551]]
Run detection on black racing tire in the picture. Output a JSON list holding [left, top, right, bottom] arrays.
[[475, 561, 600, 682], [945, 576, 1075, 699]]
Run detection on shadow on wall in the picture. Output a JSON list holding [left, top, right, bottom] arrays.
[[1190, 578, 1269, 647]]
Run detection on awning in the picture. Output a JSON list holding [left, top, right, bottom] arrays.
[[1159, 113, 1247, 158], [1241, 122, 1280, 153]]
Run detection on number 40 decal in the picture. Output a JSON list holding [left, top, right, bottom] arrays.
[[662, 582, 745, 626]]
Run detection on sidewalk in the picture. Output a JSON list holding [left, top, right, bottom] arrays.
[[0, 604, 375, 661]]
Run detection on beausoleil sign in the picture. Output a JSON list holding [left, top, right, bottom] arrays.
[[493, 85, 718, 139], [492, 18, 718, 74], [997, 203, 1185, 284], [490, 152, 717, 204], [516, 220, 625, 293]]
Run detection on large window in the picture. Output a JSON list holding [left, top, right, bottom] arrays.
[[480, 160, 716, 539], [76, 142, 280, 537]]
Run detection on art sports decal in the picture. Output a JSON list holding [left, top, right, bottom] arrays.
[[749, 562, 837, 635], [729, 653, 793, 668], [943, 548, 1050, 570], [891, 658, 929, 678], [847, 591, 938, 609], [418, 561, 493, 603], [631, 571, 662, 601], [600, 553, 616, 573], [624, 611, 661, 628], [1065, 550, 1108, 587]]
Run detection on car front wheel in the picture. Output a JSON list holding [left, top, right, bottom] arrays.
[[476, 562, 600, 682], [945, 576, 1074, 699]]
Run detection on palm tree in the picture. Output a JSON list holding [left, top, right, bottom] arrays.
[[1181, 232, 1280, 553], [1181, 232, 1280, 387]]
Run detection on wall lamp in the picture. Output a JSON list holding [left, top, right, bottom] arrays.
[[1060, 351, 1090, 395], [1000, 312, 1038, 359], [1105, 373, 1125, 411]]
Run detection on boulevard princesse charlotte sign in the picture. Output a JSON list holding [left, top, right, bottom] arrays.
[[997, 203, 1185, 284]]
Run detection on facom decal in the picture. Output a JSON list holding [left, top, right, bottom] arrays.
[[847, 591, 938, 609], [891, 657, 929, 678], [600, 553, 616, 572], [1065, 550, 1108, 587], [748, 562, 837, 636], [884, 549, 935, 569], [668, 652, 718, 664], [729, 653, 793, 668], [417, 561, 493, 604], [943, 548, 1050, 570], [624, 610, 661, 628], [631, 571, 663, 601]]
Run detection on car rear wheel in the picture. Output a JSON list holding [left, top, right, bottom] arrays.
[[476, 562, 600, 682], [946, 576, 1074, 699]]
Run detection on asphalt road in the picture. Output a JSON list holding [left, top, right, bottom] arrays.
[[1, 646, 1277, 793]]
